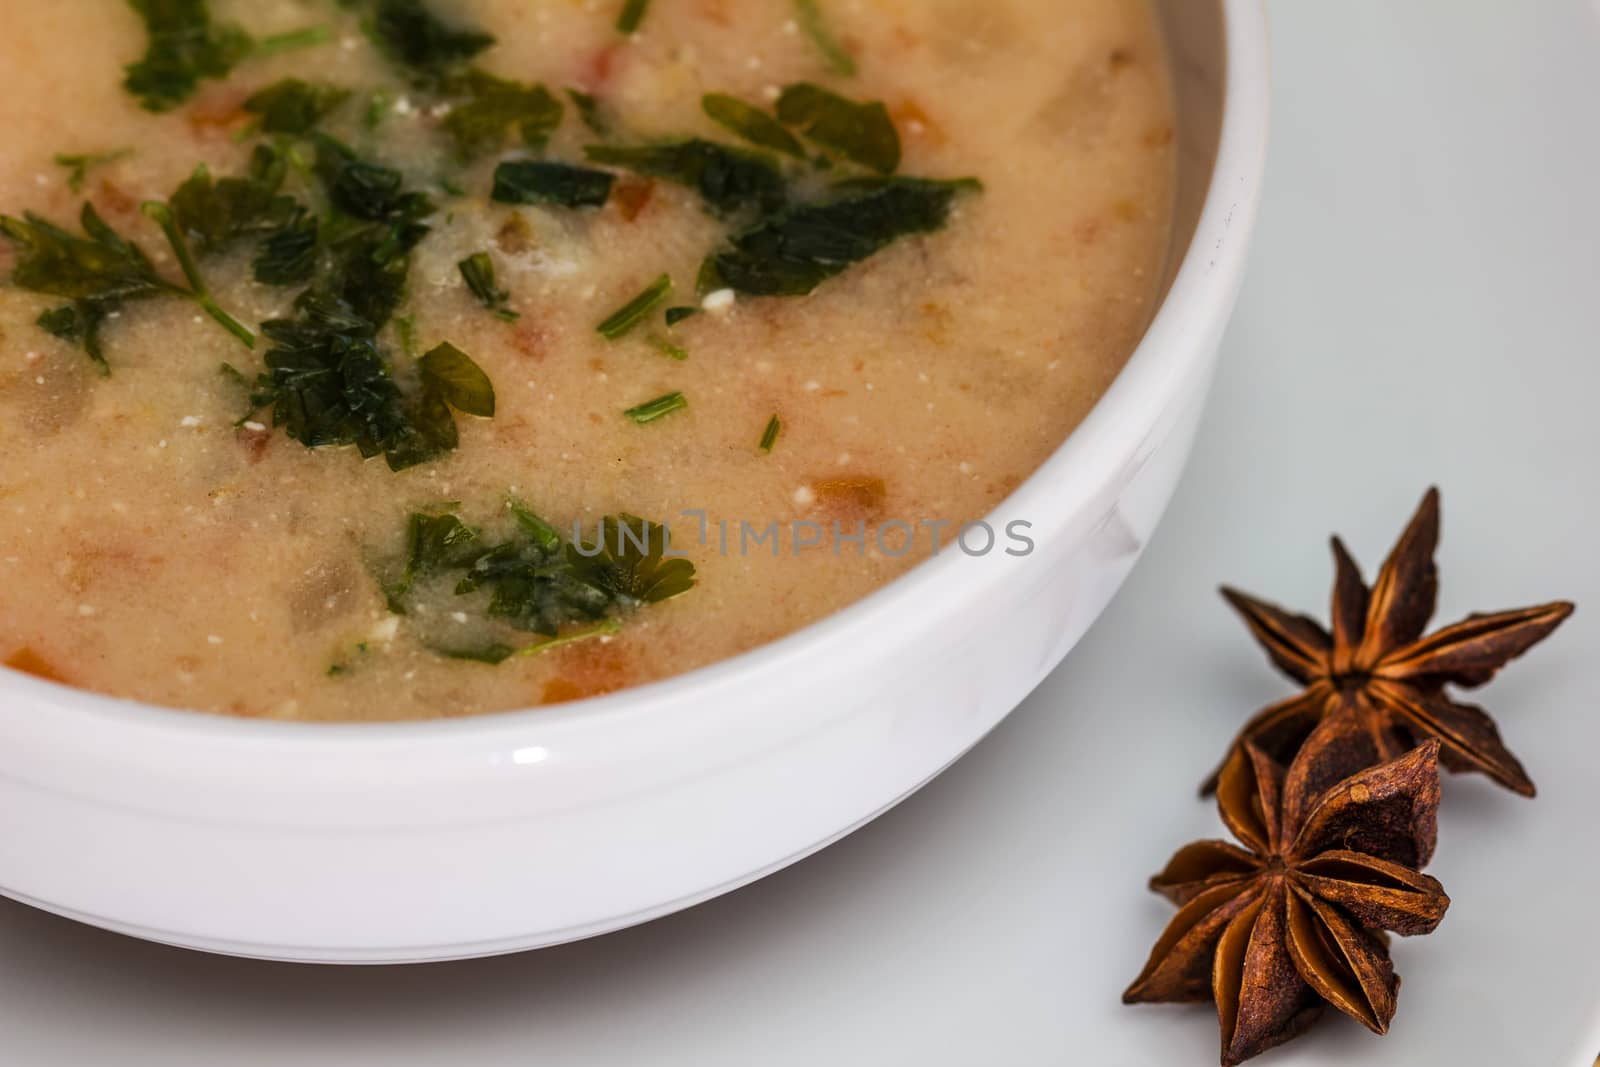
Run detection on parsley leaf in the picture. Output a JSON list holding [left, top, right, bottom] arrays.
[[794, 0, 857, 77], [53, 149, 134, 194], [491, 160, 615, 209], [122, 2, 331, 112], [167, 146, 297, 254], [1, 203, 173, 305], [585, 139, 786, 217], [123, 0, 252, 112], [252, 296, 494, 471], [701, 176, 979, 297], [776, 84, 900, 174], [418, 341, 496, 417], [566, 88, 610, 136], [368, 0, 495, 78], [440, 69, 563, 159], [243, 79, 351, 135], [702, 94, 805, 159], [572, 514, 696, 605], [616, 0, 652, 34], [253, 209, 320, 286], [36, 303, 112, 376], [381, 504, 695, 663], [2, 199, 261, 364], [458, 252, 518, 321], [312, 134, 437, 232]]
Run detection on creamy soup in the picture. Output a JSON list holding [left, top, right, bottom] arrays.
[[0, 0, 1174, 720]]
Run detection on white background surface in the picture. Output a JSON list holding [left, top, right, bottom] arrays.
[[1, 1, 1597, 1063]]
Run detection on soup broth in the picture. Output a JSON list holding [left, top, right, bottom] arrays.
[[0, 0, 1175, 720]]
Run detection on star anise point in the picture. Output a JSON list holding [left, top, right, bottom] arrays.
[[1210, 490, 1572, 797], [1130, 715, 1451, 1063]]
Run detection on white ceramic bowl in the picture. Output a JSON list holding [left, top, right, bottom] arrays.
[[0, 1, 1268, 963]]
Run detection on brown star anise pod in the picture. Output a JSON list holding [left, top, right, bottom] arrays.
[[1207, 488, 1573, 796], [1124, 713, 1450, 1065]]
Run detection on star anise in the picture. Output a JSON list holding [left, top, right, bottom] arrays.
[[1124, 713, 1451, 1065], [1207, 488, 1573, 796]]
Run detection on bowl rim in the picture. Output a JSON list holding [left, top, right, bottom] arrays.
[[0, 0, 1271, 747]]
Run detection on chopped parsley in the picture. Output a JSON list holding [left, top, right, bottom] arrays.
[[123, 0, 252, 111], [123, 0, 328, 112], [664, 306, 700, 327], [440, 69, 563, 159], [0, 198, 265, 367], [598, 275, 672, 340], [253, 24, 334, 58], [250, 296, 495, 471], [759, 414, 781, 453], [36, 304, 111, 376], [648, 335, 689, 361], [243, 79, 351, 135], [794, 0, 857, 77], [53, 149, 133, 194], [458, 252, 518, 321], [702, 94, 805, 159], [368, 0, 495, 79], [776, 84, 900, 174], [166, 146, 297, 255], [616, 0, 652, 35], [701, 177, 980, 297], [253, 210, 320, 286], [491, 160, 615, 209], [585, 140, 786, 218], [623, 391, 687, 424], [381, 505, 695, 664], [567, 88, 609, 136]]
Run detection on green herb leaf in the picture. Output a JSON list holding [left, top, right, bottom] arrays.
[[458, 251, 518, 321], [664, 305, 699, 327], [139, 200, 255, 348], [509, 618, 622, 659], [256, 292, 415, 460], [598, 274, 671, 340], [124, 0, 253, 112], [440, 69, 563, 160], [776, 84, 900, 173], [701, 176, 979, 296], [312, 134, 437, 230], [648, 334, 688, 361], [53, 150, 133, 195], [243, 79, 351, 134], [1, 203, 173, 305], [491, 160, 616, 209], [585, 140, 785, 218], [759, 414, 781, 453], [167, 148, 298, 255], [566, 88, 609, 136], [382, 504, 695, 661], [418, 341, 496, 417], [794, 0, 857, 76], [508, 498, 561, 552], [616, 0, 652, 34], [37, 303, 111, 375], [253, 210, 320, 285], [702, 94, 805, 158], [572, 514, 696, 605], [387, 509, 484, 605], [623, 391, 687, 424], [369, 0, 495, 78], [253, 24, 333, 58]]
